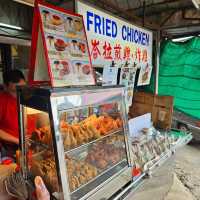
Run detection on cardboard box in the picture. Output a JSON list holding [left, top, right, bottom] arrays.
[[129, 92, 174, 130], [154, 95, 173, 109]]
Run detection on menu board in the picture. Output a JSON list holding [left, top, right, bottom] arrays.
[[29, 1, 95, 87]]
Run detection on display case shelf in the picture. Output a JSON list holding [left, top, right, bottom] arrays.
[[71, 159, 128, 200], [65, 128, 123, 154]]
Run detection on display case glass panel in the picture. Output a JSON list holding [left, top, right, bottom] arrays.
[[22, 106, 61, 195], [56, 97, 129, 199]]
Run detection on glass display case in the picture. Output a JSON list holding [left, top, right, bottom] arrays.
[[17, 86, 132, 200]]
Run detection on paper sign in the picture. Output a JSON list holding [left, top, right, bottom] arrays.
[[137, 64, 152, 86], [128, 113, 152, 138], [120, 66, 136, 87], [29, 1, 95, 87], [120, 62, 136, 109], [102, 65, 118, 86], [126, 86, 134, 106]]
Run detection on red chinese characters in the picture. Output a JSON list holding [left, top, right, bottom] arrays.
[[91, 39, 101, 60], [103, 42, 112, 60], [135, 48, 141, 62], [142, 49, 148, 62], [90, 39, 149, 64], [123, 46, 131, 60], [114, 44, 122, 60]]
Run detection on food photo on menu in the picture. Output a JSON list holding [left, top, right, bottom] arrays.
[[45, 33, 87, 59], [64, 16, 84, 38], [41, 8, 65, 31], [54, 37, 68, 51], [50, 59, 92, 81], [39, 6, 84, 39], [72, 61, 92, 77], [69, 39, 87, 57], [52, 59, 72, 80], [45, 33, 70, 57]]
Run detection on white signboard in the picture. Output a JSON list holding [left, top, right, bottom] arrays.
[[129, 113, 152, 138], [102, 65, 118, 86], [76, 1, 153, 68]]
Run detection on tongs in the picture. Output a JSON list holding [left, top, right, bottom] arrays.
[[4, 171, 29, 200]]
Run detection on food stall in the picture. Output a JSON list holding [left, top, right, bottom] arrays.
[[12, 2, 134, 199], [1, 1, 192, 200]]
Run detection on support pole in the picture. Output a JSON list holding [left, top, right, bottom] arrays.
[[155, 31, 161, 95]]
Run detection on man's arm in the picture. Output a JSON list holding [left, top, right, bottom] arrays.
[[0, 129, 19, 144]]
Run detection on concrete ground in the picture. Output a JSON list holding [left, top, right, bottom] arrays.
[[124, 143, 200, 200], [174, 142, 200, 200]]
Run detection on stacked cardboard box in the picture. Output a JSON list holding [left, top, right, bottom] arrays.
[[129, 92, 174, 130]]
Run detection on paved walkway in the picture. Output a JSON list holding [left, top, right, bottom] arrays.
[[124, 147, 195, 200]]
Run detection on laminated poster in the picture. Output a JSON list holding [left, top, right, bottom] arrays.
[[29, 1, 95, 87], [137, 63, 152, 86], [120, 63, 137, 109], [120, 64, 136, 88]]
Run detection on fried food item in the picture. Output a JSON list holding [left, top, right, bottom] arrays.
[[31, 158, 59, 192], [99, 127, 107, 135], [66, 156, 98, 191], [113, 120, 119, 130], [79, 175, 87, 184], [59, 114, 123, 149], [81, 114, 98, 124], [71, 125, 85, 145], [87, 124, 101, 139], [91, 166, 98, 177], [37, 126, 52, 145], [69, 176, 80, 190], [80, 126, 89, 143], [97, 159, 108, 169], [60, 120, 69, 130], [116, 118, 123, 128], [70, 130, 78, 147], [84, 168, 94, 181], [86, 142, 124, 171], [69, 178, 76, 191], [81, 124, 94, 140], [62, 129, 71, 150]]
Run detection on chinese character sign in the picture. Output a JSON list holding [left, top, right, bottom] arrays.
[[76, 1, 153, 68]]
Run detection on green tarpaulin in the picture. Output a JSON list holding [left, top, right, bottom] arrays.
[[158, 37, 200, 119]]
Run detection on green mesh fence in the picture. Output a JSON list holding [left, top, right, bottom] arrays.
[[158, 37, 200, 119]]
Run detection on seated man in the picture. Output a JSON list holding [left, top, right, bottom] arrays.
[[0, 69, 26, 158]]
